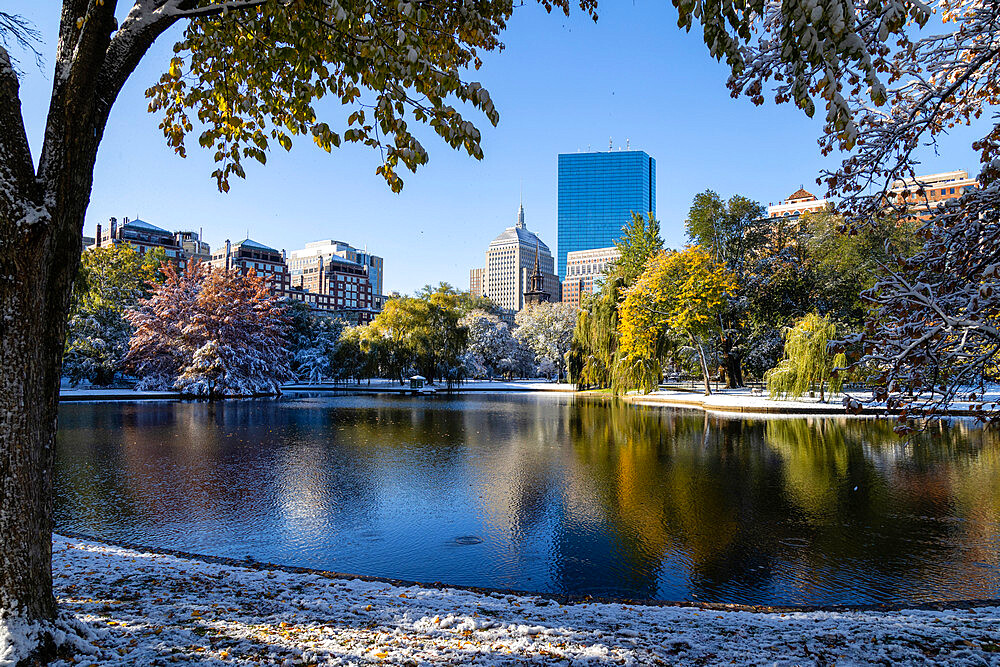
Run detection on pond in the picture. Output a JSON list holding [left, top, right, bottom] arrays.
[[55, 393, 1000, 606]]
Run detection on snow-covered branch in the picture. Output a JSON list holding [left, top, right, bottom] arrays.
[[164, 0, 278, 19], [0, 44, 37, 223]]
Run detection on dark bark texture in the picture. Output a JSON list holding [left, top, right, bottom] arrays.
[[0, 0, 179, 634]]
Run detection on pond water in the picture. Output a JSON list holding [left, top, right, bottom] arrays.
[[55, 393, 1000, 606]]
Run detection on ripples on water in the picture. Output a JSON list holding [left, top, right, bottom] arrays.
[[54, 393, 1000, 605]]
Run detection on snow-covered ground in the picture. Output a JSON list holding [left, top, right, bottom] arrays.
[[624, 386, 1000, 417], [58, 388, 180, 400], [625, 388, 860, 415], [283, 378, 575, 392], [19, 534, 1000, 665]]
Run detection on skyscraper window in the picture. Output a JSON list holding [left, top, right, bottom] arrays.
[[556, 150, 656, 279]]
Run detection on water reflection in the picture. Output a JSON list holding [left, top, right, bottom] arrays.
[[55, 395, 1000, 605]]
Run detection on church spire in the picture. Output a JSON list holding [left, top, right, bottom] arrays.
[[524, 238, 549, 307]]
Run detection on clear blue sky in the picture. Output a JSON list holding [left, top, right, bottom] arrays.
[[14, 3, 982, 295]]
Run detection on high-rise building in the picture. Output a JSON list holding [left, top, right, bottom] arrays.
[[561, 246, 620, 308], [888, 170, 978, 222], [470, 203, 560, 314], [557, 150, 655, 279], [469, 267, 485, 297], [286, 239, 383, 324]]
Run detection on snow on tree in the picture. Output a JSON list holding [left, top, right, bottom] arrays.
[[63, 306, 132, 386], [677, 0, 1000, 422], [125, 262, 205, 391], [285, 300, 345, 383], [173, 268, 293, 396], [63, 244, 167, 386], [514, 302, 578, 380], [127, 265, 292, 396], [0, 0, 597, 655], [461, 310, 517, 378]]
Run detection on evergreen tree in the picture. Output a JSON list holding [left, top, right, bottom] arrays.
[[285, 300, 344, 383], [607, 213, 665, 287]]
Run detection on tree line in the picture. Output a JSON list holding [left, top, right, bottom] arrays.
[[64, 246, 577, 395], [569, 195, 917, 398]]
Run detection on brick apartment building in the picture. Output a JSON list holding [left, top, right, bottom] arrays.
[[888, 170, 979, 222]]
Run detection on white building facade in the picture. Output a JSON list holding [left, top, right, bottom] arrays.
[[470, 204, 560, 313]]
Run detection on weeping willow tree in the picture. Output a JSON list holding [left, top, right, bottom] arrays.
[[568, 213, 664, 390], [765, 313, 848, 402], [568, 282, 621, 389]]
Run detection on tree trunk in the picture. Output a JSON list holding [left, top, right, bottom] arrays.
[[689, 334, 712, 396], [0, 2, 172, 648], [719, 327, 743, 389], [723, 348, 743, 389], [0, 200, 88, 657]]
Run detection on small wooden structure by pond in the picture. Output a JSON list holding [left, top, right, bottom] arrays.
[[409, 375, 426, 390]]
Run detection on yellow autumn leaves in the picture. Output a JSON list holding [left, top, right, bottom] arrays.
[[617, 246, 736, 388]]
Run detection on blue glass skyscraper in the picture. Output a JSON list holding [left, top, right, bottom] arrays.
[[557, 150, 656, 279]]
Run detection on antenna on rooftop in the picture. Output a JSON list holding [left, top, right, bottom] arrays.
[[608, 137, 613, 151], [626, 138, 630, 150]]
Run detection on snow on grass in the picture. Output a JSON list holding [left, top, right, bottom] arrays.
[[39, 535, 1000, 665]]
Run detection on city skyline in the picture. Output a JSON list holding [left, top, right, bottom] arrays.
[[13, 3, 983, 296]]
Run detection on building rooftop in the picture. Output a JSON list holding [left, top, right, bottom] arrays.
[[785, 188, 817, 202], [489, 225, 550, 252], [234, 238, 279, 253], [123, 218, 171, 234]]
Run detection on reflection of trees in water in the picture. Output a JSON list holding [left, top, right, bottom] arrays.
[[57, 400, 385, 547], [559, 403, 1000, 603], [765, 418, 1000, 603], [55, 403, 145, 537], [56, 398, 1000, 604]]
